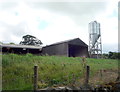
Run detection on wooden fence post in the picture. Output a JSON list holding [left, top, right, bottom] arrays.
[[34, 65, 38, 91], [100, 69, 103, 81], [85, 65, 90, 85]]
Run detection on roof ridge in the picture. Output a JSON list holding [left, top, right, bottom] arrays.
[[44, 38, 87, 48]]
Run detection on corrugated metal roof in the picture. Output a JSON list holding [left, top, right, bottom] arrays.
[[1, 44, 42, 50], [44, 38, 88, 48]]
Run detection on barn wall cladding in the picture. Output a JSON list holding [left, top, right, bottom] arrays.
[[42, 38, 89, 57], [42, 43, 68, 56]]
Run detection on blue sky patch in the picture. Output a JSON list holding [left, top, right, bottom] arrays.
[[15, 12, 19, 16], [38, 20, 48, 30], [108, 9, 118, 18]]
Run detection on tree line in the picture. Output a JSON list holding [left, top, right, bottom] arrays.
[[103, 52, 120, 59]]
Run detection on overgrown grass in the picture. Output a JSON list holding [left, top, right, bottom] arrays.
[[2, 53, 118, 90]]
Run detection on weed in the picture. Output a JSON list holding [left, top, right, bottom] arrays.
[[2, 54, 118, 90]]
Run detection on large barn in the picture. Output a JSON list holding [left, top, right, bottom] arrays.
[[42, 38, 89, 57]]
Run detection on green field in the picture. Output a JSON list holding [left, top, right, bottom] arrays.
[[2, 53, 118, 90]]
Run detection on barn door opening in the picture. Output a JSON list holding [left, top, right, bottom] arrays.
[[68, 45, 76, 57], [68, 44, 86, 57]]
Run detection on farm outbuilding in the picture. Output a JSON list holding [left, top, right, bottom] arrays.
[[42, 38, 89, 57], [1, 44, 42, 54]]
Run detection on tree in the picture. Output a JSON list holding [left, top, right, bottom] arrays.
[[108, 51, 113, 59], [9, 42, 15, 44], [108, 51, 120, 59], [0, 42, 3, 44], [19, 35, 42, 46]]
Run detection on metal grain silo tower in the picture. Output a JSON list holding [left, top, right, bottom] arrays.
[[89, 21, 102, 58]]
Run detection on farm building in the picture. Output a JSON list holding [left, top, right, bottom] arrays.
[[1, 38, 89, 57], [1, 44, 42, 54], [42, 38, 89, 57]]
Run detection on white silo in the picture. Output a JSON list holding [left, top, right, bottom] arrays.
[[89, 21, 102, 58]]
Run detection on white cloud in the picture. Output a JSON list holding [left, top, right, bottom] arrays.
[[93, 0, 118, 53], [0, 0, 119, 53]]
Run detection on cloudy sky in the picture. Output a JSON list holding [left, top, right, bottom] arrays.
[[0, 0, 119, 53]]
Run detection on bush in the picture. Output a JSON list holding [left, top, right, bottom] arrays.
[[108, 52, 120, 59]]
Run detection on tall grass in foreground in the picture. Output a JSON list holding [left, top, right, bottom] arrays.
[[2, 53, 118, 90]]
